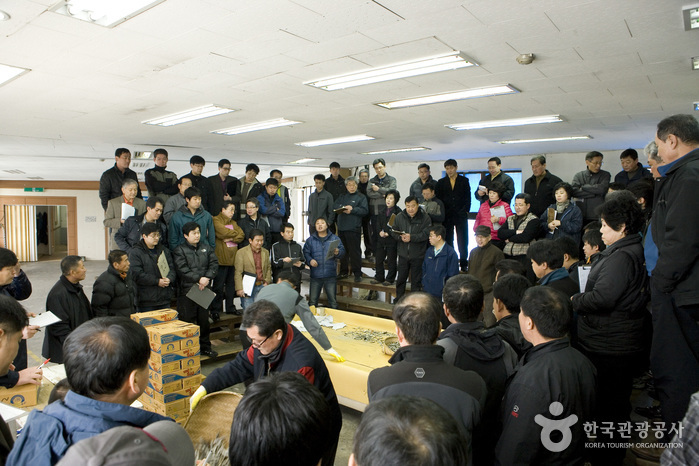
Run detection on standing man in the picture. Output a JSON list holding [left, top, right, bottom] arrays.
[[43, 256, 93, 364], [271, 169, 291, 223], [436, 159, 471, 271], [163, 177, 192, 224], [128, 223, 176, 312], [420, 182, 445, 226], [103, 179, 147, 251], [209, 159, 239, 217], [334, 177, 369, 283], [257, 178, 286, 245], [475, 157, 515, 205], [650, 114, 699, 427], [235, 229, 272, 310], [173, 222, 219, 357], [114, 196, 167, 254], [410, 163, 433, 203], [324, 162, 346, 202], [357, 168, 373, 259], [523, 155, 563, 218], [212, 201, 245, 316], [144, 148, 178, 203], [421, 225, 459, 319], [168, 187, 215, 250], [237, 163, 264, 219], [571, 151, 611, 224], [99, 148, 142, 211], [367, 158, 397, 257], [183, 155, 215, 214], [308, 174, 335, 235], [391, 196, 431, 300], [271, 223, 305, 285], [91, 250, 135, 318], [614, 148, 652, 187]]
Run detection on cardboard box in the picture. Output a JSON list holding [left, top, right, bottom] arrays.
[[0, 383, 39, 408], [181, 374, 202, 390], [149, 366, 201, 385], [150, 340, 181, 354], [147, 379, 183, 395], [148, 321, 200, 345], [145, 384, 198, 404], [150, 346, 200, 365], [131, 309, 178, 327], [148, 356, 200, 374], [140, 393, 189, 415]]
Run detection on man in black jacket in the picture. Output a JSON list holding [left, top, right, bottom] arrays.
[[492, 273, 533, 358], [523, 155, 563, 218], [183, 155, 215, 214], [91, 250, 135, 318], [173, 222, 219, 357], [334, 177, 369, 282], [495, 286, 596, 465], [367, 293, 487, 466], [391, 196, 431, 300], [438, 274, 518, 465], [271, 223, 305, 285], [144, 148, 179, 203], [324, 161, 346, 202], [527, 240, 579, 298], [99, 148, 142, 211], [43, 256, 93, 364], [650, 114, 699, 426], [435, 159, 471, 271], [209, 158, 239, 217], [129, 223, 176, 312], [115, 196, 167, 254], [475, 157, 515, 205]]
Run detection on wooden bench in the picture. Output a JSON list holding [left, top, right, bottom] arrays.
[[316, 295, 393, 319], [337, 276, 410, 303], [203, 313, 243, 363]]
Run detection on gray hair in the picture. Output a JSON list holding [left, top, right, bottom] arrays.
[[644, 141, 661, 163], [359, 168, 369, 175], [122, 179, 138, 189], [530, 155, 546, 165], [345, 176, 358, 186]]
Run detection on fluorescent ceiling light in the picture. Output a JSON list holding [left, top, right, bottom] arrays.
[[498, 136, 592, 144], [211, 118, 302, 136], [447, 115, 563, 131], [295, 135, 375, 147], [0, 63, 30, 87], [289, 158, 319, 164], [142, 105, 235, 127], [133, 151, 152, 159], [0, 10, 10, 21], [377, 85, 519, 109], [360, 147, 431, 155], [305, 52, 477, 91], [51, 0, 165, 28]]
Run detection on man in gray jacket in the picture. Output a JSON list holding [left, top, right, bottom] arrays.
[[367, 158, 397, 253], [571, 151, 611, 224], [308, 174, 335, 234]]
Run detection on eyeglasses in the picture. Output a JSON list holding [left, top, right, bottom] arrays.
[[250, 334, 270, 348]]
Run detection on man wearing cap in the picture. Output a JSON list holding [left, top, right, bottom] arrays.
[[9, 317, 168, 465]]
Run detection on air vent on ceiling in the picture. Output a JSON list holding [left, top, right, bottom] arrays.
[[3, 169, 25, 174]]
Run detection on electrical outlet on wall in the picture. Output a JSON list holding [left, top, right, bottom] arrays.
[[85, 216, 97, 223]]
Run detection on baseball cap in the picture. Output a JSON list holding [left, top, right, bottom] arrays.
[[475, 225, 491, 237], [57, 420, 194, 466]]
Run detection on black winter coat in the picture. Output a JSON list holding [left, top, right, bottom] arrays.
[[91, 266, 135, 317], [129, 241, 176, 308], [114, 214, 168, 254], [375, 205, 401, 246], [239, 215, 271, 250], [173, 241, 219, 295], [43, 276, 93, 364], [99, 164, 142, 211], [572, 234, 649, 355], [390, 209, 431, 259], [523, 170, 562, 217]]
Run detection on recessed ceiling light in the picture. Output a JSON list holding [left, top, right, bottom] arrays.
[[305, 51, 478, 91], [446, 115, 563, 131], [295, 135, 375, 147], [360, 147, 431, 155], [498, 136, 591, 144], [0, 10, 10, 21], [692, 57, 699, 70], [133, 151, 152, 159], [289, 158, 319, 164], [142, 105, 236, 127], [0, 63, 30, 87], [376, 85, 519, 109], [50, 0, 165, 28], [683, 6, 699, 30], [211, 118, 302, 136]]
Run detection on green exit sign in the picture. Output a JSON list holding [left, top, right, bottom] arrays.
[[23, 187, 44, 192]]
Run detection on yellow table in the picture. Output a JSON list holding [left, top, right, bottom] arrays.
[[300, 308, 395, 411]]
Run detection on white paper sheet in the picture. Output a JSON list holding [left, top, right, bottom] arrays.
[[28, 311, 61, 328], [242, 273, 256, 296], [121, 203, 136, 221]]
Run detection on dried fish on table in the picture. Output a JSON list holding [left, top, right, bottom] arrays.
[[342, 329, 394, 344]]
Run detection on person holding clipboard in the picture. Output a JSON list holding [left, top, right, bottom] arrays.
[[303, 217, 345, 310]]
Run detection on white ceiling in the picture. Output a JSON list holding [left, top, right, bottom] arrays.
[[0, 0, 697, 181]]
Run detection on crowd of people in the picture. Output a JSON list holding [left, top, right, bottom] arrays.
[[0, 113, 697, 465]]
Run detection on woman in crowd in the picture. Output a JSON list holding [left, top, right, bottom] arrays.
[[474, 181, 512, 250], [540, 181, 583, 245]]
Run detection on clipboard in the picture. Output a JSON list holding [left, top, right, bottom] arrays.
[[578, 265, 592, 293], [186, 284, 216, 309], [387, 213, 396, 227], [333, 207, 347, 214], [242, 272, 257, 296], [157, 252, 170, 278], [325, 239, 340, 261], [121, 203, 136, 221]]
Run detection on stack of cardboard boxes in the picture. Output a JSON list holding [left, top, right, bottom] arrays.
[[131, 310, 202, 425]]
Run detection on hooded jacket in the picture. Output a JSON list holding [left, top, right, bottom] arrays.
[[302, 232, 345, 279], [168, 205, 215, 250], [128, 241, 176, 308]]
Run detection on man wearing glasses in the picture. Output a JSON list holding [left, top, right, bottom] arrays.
[[191, 299, 343, 466]]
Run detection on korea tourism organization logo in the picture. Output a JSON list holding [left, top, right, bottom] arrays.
[[535, 402, 578, 452]]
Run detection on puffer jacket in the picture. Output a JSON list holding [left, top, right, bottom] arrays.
[[172, 241, 219, 295], [572, 234, 649, 355], [128, 241, 176, 308], [302, 232, 345, 279], [168, 205, 215, 250], [390, 209, 431, 259], [91, 265, 135, 317], [257, 192, 285, 233], [540, 202, 583, 245]]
